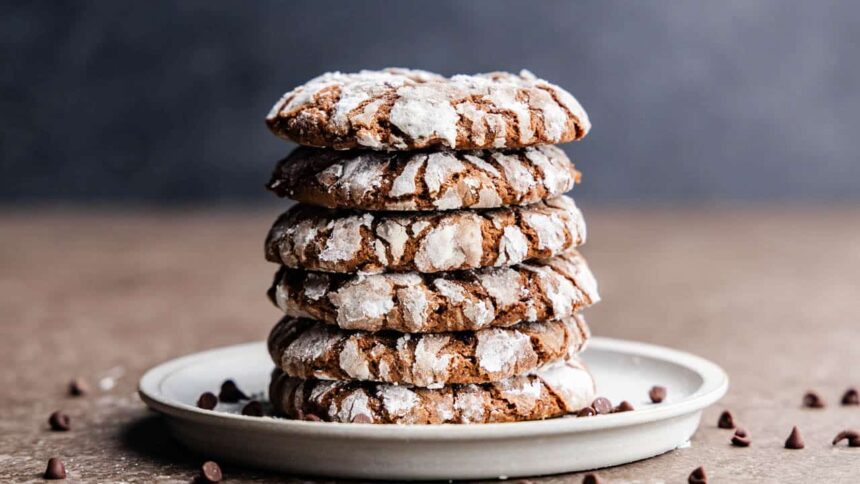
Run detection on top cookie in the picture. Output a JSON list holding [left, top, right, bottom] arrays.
[[266, 68, 590, 151]]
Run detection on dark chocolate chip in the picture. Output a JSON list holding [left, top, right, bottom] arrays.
[[784, 426, 805, 449], [591, 397, 613, 415], [200, 460, 222, 483], [731, 428, 750, 447], [803, 390, 825, 408], [841, 388, 859, 406], [304, 413, 322, 422], [688, 465, 707, 483], [648, 385, 666, 403], [582, 473, 603, 484], [218, 380, 248, 403], [576, 406, 596, 417], [717, 410, 735, 429], [48, 411, 70, 431], [832, 430, 860, 447], [241, 401, 263, 417], [197, 392, 217, 410], [352, 414, 373, 423], [614, 401, 635, 413], [44, 457, 66, 480], [69, 377, 89, 397]]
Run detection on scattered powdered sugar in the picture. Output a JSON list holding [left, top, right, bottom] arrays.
[[535, 362, 595, 412], [378, 385, 419, 417], [486, 85, 534, 142], [414, 217, 483, 271], [493, 152, 536, 194], [478, 268, 523, 308], [454, 385, 487, 423], [410, 220, 431, 235], [423, 152, 465, 194], [375, 220, 409, 263], [389, 84, 459, 147], [525, 146, 566, 193], [389, 154, 426, 197], [525, 264, 580, 317], [273, 284, 290, 312], [333, 389, 374, 422], [329, 277, 394, 327], [463, 299, 494, 327], [463, 154, 501, 177], [336, 155, 385, 201], [285, 219, 318, 260], [339, 337, 372, 380], [526, 87, 568, 141], [412, 335, 452, 387], [495, 226, 529, 265], [318, 214, 373, 262], [475, 187, 503, 208], [433, 187, 465, 210], [285, 325, 342, 367], [475, 329, 533, 375], [523, 212, 566, 252], [315, 163, 343, 188], [303, 273, 329, 301], [433, 279, 466, 303], [396, 285, 429, 330], [498, 377, 542, 413]]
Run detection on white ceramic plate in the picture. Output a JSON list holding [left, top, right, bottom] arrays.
[[139, 337, 728, 480]]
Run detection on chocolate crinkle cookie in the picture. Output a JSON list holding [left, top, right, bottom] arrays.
[[267, 145, 580, 211], [268, 250, 599, 333], [264, 195, 586, 274], [267, 314, 590, 387], [269, 359, 596, 424], [266, 68, 590, 151]]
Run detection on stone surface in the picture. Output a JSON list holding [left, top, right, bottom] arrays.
[[2, 208, 860, 482]]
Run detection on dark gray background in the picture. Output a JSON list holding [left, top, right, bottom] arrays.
[[3, 1, 859, 205]]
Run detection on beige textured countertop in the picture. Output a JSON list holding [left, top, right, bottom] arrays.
[[2, 207, 859, 483]]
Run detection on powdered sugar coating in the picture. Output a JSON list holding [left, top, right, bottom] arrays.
[[269, 250, 599, 333], [266, 68, 590, 150], [265, 196, 585, 274], [268, 146, 580, 212], [269, 357, 595, 424], [267, 315, 590, 387]]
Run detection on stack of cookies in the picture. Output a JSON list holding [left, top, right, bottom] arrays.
[[262, 68, 600, 424]]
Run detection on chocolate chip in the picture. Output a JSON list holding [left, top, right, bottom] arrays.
[[199, 460, 222, 483], [582, 473, 603, 484], [352, 414, 373, 423], [48, 411, 70, 431], [841, 388, 859, 406], [241, 401, 263, 417], [197, 392, 217, 410], [44, 457, 66, 480], [731, 428, 750, 447], [717, 410, 735, 429], [614, 400, 635, 413], [576, 406, 596, 417], [68, 377, 89, 397], [688, 465, 707, 483], [803, 390, 825, 408], [648, 385, 666, 403], [832, 430, 860, 447], [784, 426, 805, 449], [304, 413, 322, 422], [591, 397, 613, 415], [218, 380, 248, 403]]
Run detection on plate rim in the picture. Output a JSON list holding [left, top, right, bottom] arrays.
[[138, 337, 729, 441]]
